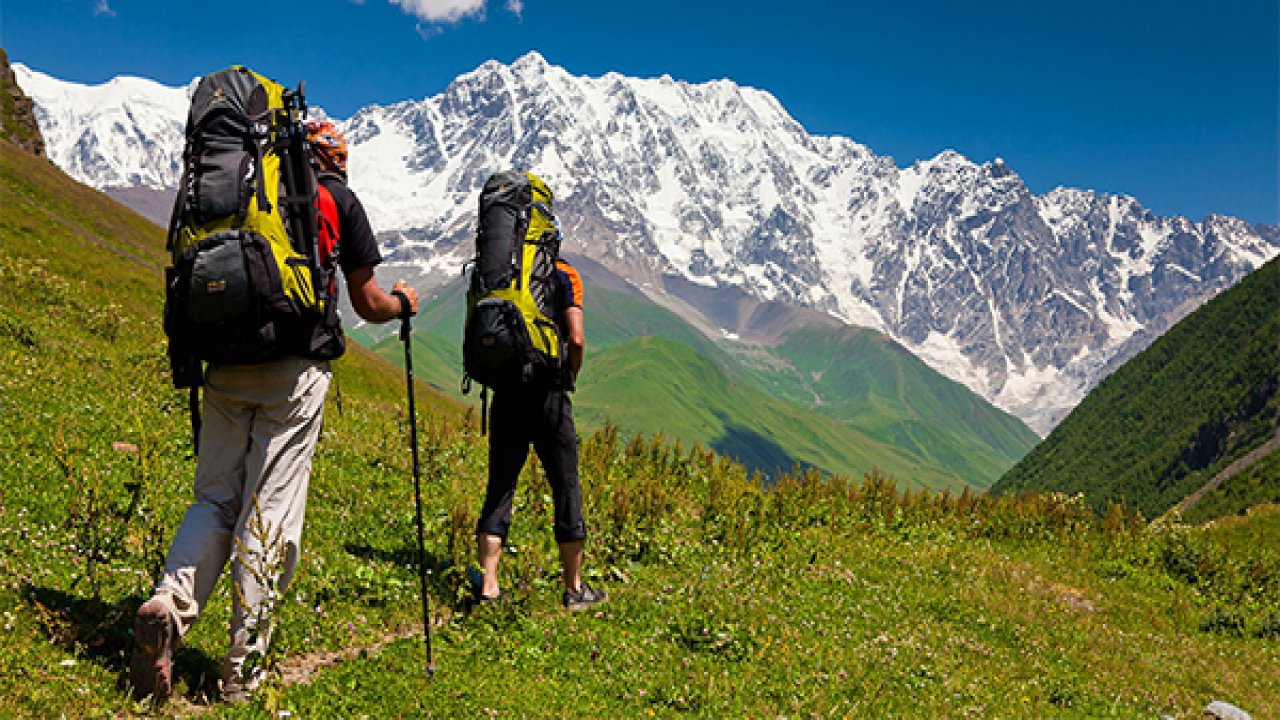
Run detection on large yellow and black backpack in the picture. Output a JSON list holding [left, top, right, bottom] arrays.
[[462, 170, 563, 397], [163, 66, 342, 392]]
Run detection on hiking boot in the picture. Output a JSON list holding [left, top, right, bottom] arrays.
[[130, 599, 176, 703], [220, 679, 255, 704], [562, 582, 607, 611]]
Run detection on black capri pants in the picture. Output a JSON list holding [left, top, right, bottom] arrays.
[[475, 386, 587, 543]]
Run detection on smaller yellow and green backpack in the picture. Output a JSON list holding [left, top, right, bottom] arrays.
[[462, 170, 563, 395]]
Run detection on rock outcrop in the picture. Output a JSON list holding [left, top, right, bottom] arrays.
[[0, 47, 46, 157]]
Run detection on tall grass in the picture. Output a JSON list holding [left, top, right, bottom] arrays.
[[4, 371, 1280, 717]]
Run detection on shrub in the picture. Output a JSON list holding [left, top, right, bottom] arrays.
[[1199, 606, 1246, 637]]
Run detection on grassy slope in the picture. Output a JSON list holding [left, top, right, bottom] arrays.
[[383, 277, 1035, 490], [574, 337, 967, 490], [994, 257, 1280, 520], [367, 276, 731, 404], [4, 141, 1279, 719], [743, 324, 1039, 483]]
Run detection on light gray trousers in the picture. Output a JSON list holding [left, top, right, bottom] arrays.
[[150, 356, 330, 688]]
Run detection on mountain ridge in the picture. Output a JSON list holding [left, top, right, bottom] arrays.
[[0, 48, 45, 156], [14, 51, 1280, 433]]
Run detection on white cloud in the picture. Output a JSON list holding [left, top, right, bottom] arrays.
[[93, 0, 117, 17], [385, 0, 523, 26], [388, 0, 486, 24]]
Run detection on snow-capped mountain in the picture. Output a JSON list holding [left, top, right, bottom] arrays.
[[15, 54, 1280, 434], [12, 63, 188, 189]]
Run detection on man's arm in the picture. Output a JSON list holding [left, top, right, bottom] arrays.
[[322, 178, 416, 323], [564, 305, 584, 382], [346, 267, 418, 322]]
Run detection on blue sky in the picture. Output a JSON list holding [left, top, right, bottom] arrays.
[[2, 0, 1277, 224]]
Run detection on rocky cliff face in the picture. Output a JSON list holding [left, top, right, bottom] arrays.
[[14, 53, 1280, 433], [0, 48, 46, 156]]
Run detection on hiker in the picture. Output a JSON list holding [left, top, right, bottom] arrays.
[[131, 104, 419, 703], [469, 172, 606, 611]]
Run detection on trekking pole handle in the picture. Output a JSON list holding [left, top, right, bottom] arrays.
[[392, 289, 413, 341]]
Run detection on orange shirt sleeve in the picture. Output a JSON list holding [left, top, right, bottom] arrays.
[[557, 261, 584, 308]]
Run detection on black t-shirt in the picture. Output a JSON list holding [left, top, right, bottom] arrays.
[[319, 175, 383, 274]]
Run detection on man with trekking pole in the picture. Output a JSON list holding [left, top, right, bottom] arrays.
[[132, 67, 419, 705]]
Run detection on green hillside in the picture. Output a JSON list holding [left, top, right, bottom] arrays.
[[1185, 452, 1280, 525], [574, 336, 968, 490], [993, 256, 1280, 520], [575, 278, 728, 357], [737, 324, 1039, 484], [3, 135, 1280, 718], [369, 273, 731, 400], [378, 276, 1035, 489]]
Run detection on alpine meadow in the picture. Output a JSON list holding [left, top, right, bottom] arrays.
[[4, 37, 1280, 718]]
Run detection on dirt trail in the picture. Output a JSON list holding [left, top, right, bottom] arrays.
[[0, 182, 162, 274], [279, 626, 425, 686], [1175, 424, 1280, 515], [170, 624, 429, 716]]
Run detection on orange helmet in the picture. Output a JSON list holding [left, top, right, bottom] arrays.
[[306, 119, 348, 177]]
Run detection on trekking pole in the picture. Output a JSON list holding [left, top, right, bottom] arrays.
[[395, 290, 435, 678]]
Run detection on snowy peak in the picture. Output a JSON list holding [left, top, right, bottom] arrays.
[[510, 50, 551, 75], [12, 62, 189, 189], [14, 55, 1280, 434], [12, 63, 187, 113]]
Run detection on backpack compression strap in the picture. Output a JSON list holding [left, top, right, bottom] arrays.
[[189, 386, 201, 455]]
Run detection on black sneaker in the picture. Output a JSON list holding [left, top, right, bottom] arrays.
[[562, 582, 607, 611]]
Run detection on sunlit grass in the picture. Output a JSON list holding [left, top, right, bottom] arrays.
[[2, 141, 1279, 718]]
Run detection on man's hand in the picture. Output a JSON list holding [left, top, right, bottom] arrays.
[[391, 278, 420, 317]]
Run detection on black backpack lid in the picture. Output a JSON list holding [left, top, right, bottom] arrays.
[[187, 66, 270, 136]]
